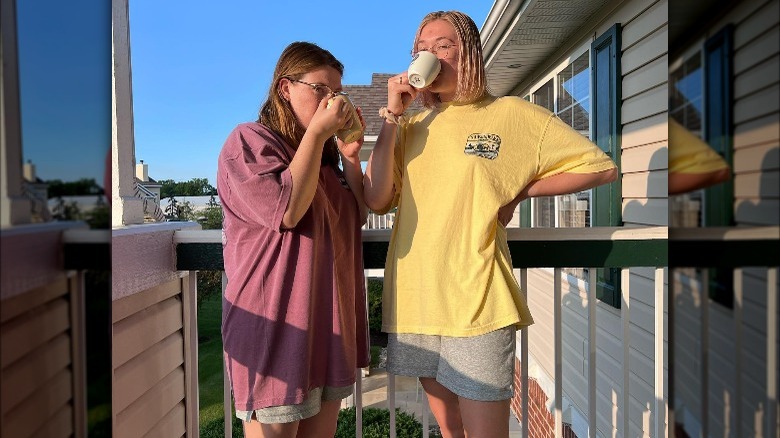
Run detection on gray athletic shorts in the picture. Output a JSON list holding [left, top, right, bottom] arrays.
[[387, 325, 516, 402], [236, 385, 353, 424]]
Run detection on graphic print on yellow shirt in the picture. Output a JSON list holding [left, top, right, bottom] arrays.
[[464, 133, 501, 160], [377, 96, 616, 337]]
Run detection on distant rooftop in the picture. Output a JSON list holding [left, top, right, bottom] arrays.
[[344, 73, 423, 137]]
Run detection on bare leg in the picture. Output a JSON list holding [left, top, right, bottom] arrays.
[[296, 399, 342, 438], [419, 378, 465, 438], [243, 418, 299, 438], [458, 397, 510, 438]]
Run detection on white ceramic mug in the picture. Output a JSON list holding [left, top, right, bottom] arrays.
[[407, 51, 441, 89]]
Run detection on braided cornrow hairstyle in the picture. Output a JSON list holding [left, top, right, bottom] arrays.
[[413, 11, 490, 108]]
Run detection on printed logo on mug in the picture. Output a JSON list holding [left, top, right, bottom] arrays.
[[407, 51, 441, 89]]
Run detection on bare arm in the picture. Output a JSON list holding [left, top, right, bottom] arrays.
[[498, 168, 618, 226], [523, 167, 617, 199], [668, 168, 730, 195], [363, 74, 418, 212], [282, 97, 350, 228], [363, 120, 399, 211]]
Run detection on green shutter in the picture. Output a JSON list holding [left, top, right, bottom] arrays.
[[703, 25, 734, 226], [591, 23, 622, 308], [703, 25, 735, 308]]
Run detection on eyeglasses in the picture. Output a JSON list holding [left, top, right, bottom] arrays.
[[411, 42, 457, 59], [287, 79, 337, 99]]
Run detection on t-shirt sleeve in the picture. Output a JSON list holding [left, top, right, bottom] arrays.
[[669, 118, 729, 174], [535, 113, 616, 179], [218, 125, 293, 231]]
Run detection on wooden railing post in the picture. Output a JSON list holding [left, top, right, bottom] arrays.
[[183, 272, 199, 436]]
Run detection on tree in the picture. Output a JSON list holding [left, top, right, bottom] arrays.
[[159, 178, 216, 198], [46, 178, 104, 198], [158, 179, 177, 199], [51, 197, 82, 220], [164, 196, 180, 219]]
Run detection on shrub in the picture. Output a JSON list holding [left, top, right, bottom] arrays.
[[200, 407, 442, 438], [367, 278, 383, 332], [335, 407, 442, 438], [197, 270, 223, 308]]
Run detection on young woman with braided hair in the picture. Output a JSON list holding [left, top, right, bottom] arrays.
[[364, 11, 617, 437]]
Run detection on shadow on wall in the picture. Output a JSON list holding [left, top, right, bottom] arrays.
[[671, 127, 779, 436], [622, 146, 668, 226], [735, 146, 779, 225]]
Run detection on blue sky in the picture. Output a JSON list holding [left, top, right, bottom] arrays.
[[129, 1, 495, 186], [17, 0, 109, 184]]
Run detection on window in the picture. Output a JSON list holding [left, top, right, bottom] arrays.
[[528, 54, 592, 280], [529, 53, 592, 232], [518, 24, 623, 308], [670, 25, 735, 308], [670, 52, 705, 228]]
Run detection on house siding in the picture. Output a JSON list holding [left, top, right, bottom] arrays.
[[516, 0, 668, 436], [673, 0, 779, 436]]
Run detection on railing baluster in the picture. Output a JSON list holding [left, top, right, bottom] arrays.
[[700, 268, 709, 438], [588, 268, 597, 437], [355, 371, 363, 438], [422, 389, 429, 438], [222, 271, 233, 438], [767, 267, 777, 437], [357, 271, 369, 438], [521, 268, 529, 438], [622, 268, 631, 438], [554, 268, 563, 437], [388, 372, 396, 438], [734, 268, 743, 436], [654, 267, 665, 437]]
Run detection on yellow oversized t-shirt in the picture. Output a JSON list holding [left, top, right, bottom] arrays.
[[378, 96, 616, 337]]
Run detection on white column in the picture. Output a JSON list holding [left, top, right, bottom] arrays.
[[112, 0, 144, 227], [0, 0, 31, 226]]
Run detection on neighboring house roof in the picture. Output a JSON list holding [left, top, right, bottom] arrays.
[[160, 195, 218, 211], [136, 176, 161, 187], [344, 73, 423, 137]]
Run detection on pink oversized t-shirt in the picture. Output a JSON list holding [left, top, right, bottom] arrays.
[[217, 122, 370, 411]]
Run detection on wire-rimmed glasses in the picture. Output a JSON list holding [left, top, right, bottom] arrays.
[[287, 78, 337, 99], [411, 42, 456, 59]]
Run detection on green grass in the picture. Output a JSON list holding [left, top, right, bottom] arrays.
[[198, 294, 229, 429], [197, 292, 389, 436]]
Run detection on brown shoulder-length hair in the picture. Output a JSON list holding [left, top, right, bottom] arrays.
[[258, 41, 343, 167], [413, 11, 490, 108]]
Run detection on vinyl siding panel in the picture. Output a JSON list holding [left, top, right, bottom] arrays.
[[522, 0, 669, 435]]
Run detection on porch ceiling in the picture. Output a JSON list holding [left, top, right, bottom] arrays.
[[481, 0, 613, 96]]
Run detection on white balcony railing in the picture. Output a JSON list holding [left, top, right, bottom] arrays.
[[175, 226, 671, 437]]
